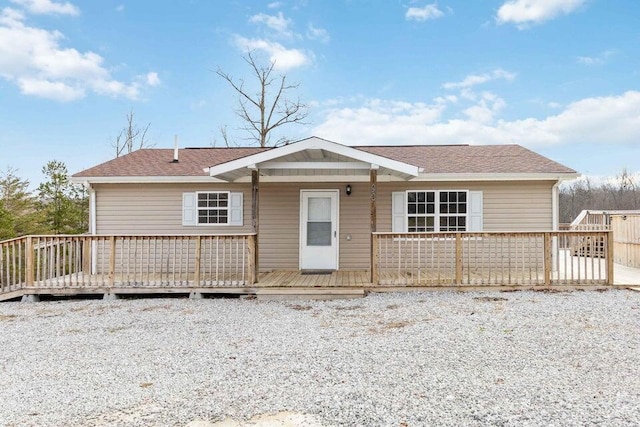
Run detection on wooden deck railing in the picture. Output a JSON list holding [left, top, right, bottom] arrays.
[[372, 231, 614, 287], [0, 234, 256, 295], [1, 230, 617, 298]]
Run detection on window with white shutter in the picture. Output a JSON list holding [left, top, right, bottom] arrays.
[[392, 189, 483, 232], [182, 191, 243, 226]]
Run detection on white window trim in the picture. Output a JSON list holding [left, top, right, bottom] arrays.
[[196, 191, 232, 226], [405, 189, 469, 233]]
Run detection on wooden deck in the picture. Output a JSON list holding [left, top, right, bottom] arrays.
[[258, 270, 371, 287]]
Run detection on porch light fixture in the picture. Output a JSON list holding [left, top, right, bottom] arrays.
[[345, 184, 352, 196]]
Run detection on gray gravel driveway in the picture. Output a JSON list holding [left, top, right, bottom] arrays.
[[0, 290, 638, 426]]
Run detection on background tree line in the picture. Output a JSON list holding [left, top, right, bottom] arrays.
[[559, 169, 640, 223]]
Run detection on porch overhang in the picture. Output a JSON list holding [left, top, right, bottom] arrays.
[[207, 137, 420, 182]]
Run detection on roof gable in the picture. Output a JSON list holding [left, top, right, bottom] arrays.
[[207, 136, 421, 181]]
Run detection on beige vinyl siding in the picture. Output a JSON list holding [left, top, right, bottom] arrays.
[[94, 183, 253, 235], [259, 182, 370, 271], [377, 181, 554, 232], [94, 180, 554, 271]]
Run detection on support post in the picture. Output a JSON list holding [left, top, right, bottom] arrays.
[[544, 232, 551, 286], [25, 236, 34, 287], [251, 169, 260, 283], [369, 169, 377, 284], [455, 233, 462, 285], [606, 230, 614, 285], [194, 236, 201, 286]]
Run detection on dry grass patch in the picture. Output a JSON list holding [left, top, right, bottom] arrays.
[[287, 304, 313, 311], [139, 304, 172, 312], [334, 305, 362, 311], [473, 296, 508, 302]]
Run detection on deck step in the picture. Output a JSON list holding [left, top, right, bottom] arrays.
[[255, 288, 367, 301]]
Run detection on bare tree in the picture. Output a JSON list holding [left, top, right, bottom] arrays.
[[216, 52, 309, 147], [559, 169, 640, 222], [112, 110, 152, 157]]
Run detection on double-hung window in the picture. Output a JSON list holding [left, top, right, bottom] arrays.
[[401, 190, 473, 232], [438, 191, 467, 231], [407, 191, 436, 232], [197, 192, 229, 224]]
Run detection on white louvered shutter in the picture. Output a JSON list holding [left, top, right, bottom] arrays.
[[228, 192, 243, 226], [182, 192, 197, 226], [392, 191, 406, 232], [468, 191, 483, 231]]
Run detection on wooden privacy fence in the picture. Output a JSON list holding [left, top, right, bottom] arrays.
[[611, 214, 640, 268], [0, 234, 256, 294], [373, 231, 614, 286]]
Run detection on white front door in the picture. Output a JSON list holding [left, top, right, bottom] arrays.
[[300, 190, 339, 270]]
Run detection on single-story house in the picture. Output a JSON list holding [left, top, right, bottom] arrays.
[[72, 136, 578, 273]]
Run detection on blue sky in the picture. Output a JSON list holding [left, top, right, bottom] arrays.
[[1, 0, 639, 187]]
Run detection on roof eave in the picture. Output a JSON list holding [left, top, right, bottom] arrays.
[[412, 172, 580, 182], [70, 176, 225, 184]]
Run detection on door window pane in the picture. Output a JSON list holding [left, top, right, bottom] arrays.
[[307, 222, 331, 246], [308, 197, 331, 221]]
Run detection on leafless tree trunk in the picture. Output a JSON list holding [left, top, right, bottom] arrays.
[[112, 110, 152, 157], [216, 52, 309, 147]]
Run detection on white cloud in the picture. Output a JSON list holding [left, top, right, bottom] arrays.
[[267, 2, 283, 8], [443, 69, 516, 90], [18, 77, 83, 101], [496, 0, 586, 28], [233, 35, 311, 70], [312, 91, 640, 148], [249, 11, 293, 38], [10, 0, 79, 16], [145, 72, 160, 86], [405, 3, 444, 21], [576, 50, 615, 66], [0, 7, 158, 101], [306, 23, 329, 43], [313, 99, 446, 144], [115, 4, 124, 12]]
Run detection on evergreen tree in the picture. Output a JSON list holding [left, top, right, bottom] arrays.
[[37, 161, 88, 234], [0, 168, 43, 239]]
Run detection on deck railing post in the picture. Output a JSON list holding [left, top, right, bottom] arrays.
[[544, 232, 551, 286], [82, 237, 91, 274], [371, 233, 379, 285], [25, 236, 34, 287], [248, 234, 256, 285], [455, 232, 462, 285], [606, 230, 614, 285], [109, 236, 116, 287], [194, 236, 201, 287]]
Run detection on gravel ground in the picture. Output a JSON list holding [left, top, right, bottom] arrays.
[[0, 289, 638, 427]]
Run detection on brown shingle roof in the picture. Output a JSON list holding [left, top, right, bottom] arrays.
[[358, 144, 576, 174], [73, 144, 576, 177], [73, 147, 269, 177]]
